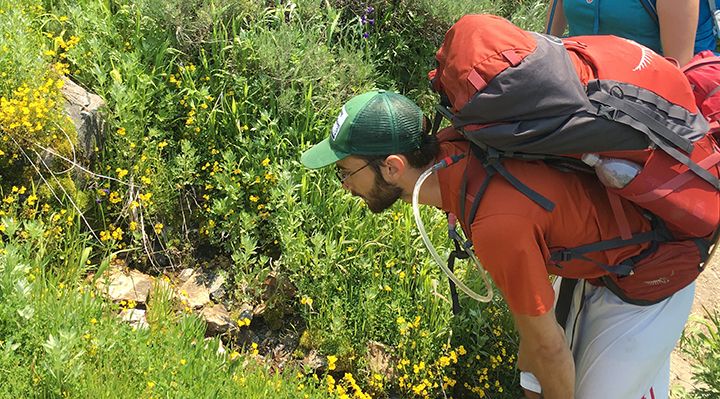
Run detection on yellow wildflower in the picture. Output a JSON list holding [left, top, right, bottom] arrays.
[[111, 227, 123, 241], [327, 355, 337, 371], [108, 191, 121, 204]]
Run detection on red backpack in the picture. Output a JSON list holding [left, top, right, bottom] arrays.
[[683, 50, 720, 123], [429, 15, 720, 304]]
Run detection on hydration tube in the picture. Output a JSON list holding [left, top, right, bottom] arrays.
[[412, 156, 494, 303]]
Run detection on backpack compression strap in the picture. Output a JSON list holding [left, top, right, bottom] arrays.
[[549, 216, 676, 276], [588, 82, 720, 189]]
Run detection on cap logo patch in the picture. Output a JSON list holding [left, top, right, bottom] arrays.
[[331, 107, 348, 141]]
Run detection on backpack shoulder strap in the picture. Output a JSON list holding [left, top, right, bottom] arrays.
[[682, 54, 720, 73], [546, 0, 561, 35], [638, 0, 659, 24]]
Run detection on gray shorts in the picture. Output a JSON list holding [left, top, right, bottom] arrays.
[[520, 277, 695, 399]]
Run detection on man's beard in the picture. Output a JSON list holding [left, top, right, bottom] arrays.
[[363, 173, 403, 213]]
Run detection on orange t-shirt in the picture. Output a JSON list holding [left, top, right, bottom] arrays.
[[436, 136, 652, 316]]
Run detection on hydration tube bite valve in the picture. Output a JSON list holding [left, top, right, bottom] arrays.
[[412, 154, 494, 303]]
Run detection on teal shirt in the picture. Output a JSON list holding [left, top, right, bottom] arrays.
[[563, 0, 716, 55]]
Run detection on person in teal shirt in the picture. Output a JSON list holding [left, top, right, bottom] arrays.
[[547, 0, 716, 66]]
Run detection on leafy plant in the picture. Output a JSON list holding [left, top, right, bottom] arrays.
[[682, 308, 720, 398]]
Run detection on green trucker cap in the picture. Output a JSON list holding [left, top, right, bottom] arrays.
[[300, 90, 425, 169]]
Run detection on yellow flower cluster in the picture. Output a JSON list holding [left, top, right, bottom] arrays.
[[326, 373, 371, 399], [300, 296, 313, 306], [118, 299, 136, 310], [0, 80, 60, 136], [51, 34, 80, 57], [99, 226, 124, 242], [394, 333, 477, 398]]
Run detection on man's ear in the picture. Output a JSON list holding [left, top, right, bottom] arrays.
[[382, 155, 407, 183]]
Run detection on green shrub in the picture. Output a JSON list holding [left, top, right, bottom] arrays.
[[682, 309, 720, 398]]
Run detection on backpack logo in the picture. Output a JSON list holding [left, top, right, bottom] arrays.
[[642, 277, 670, 286], [331, 107, 348, 141], [622, 38, 655, 72], [643, 270, 674, 286], [538, 33, 564, 46]]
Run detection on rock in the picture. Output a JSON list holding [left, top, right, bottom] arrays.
[[208, 273, 225, 298], [96, 268, 154, 304], [177, 273, 210, 308], [209, 287, 226, 302], [302, 350, 325, 371], [200, 304, 237, 335], [119, 308, 149, 330], [61, 77, 104, 163], [177, 268, 195, 283], [367, 341, 395, 379], [238, 303, 254, 320], [175, 269, 227, 308]]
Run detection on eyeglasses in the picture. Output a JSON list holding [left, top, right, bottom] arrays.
[[335, 162, 371, 184]]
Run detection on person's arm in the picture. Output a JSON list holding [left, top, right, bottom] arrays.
[[469, 214, 568, 396], [516, 311, 575, 399], [546, 0, 568, 36], [657, 0, 699, 66]]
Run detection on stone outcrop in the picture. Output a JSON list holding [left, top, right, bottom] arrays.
[[201, 304, 237, 335], [95, 267, 154, 304], [61, 77, 105, 163], [95, 262, 239, 337]]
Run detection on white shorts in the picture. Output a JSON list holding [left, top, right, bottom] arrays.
[[520, 278, 695, 399]]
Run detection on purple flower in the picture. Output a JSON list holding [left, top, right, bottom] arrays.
[[367, 18, 374, 26], [362, 32, 370, 39], [366, 6, 374, 14]]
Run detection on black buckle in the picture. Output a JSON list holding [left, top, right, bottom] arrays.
[[558, 250, 575, 262]]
